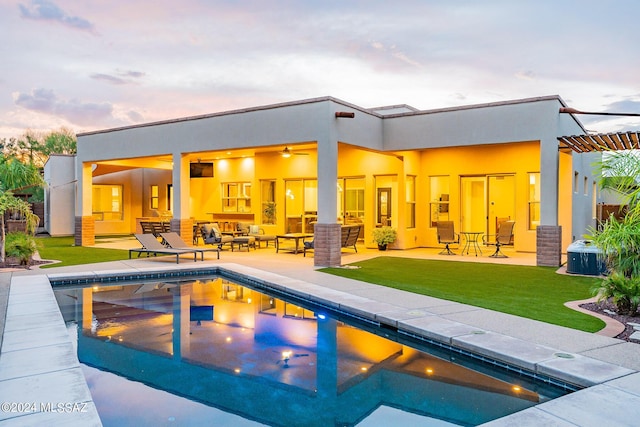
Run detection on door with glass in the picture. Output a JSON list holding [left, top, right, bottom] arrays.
[[460, 175, 515, 235]]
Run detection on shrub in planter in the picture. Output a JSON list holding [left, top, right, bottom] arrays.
[[591, 272, 640, 316], [5, 232, 41, 266], [372, 226, 397, 249]]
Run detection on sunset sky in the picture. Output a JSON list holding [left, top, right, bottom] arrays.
[[1, 0, 639, 140]]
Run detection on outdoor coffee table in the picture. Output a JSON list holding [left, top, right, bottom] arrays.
[[276, 233, 313, 254]]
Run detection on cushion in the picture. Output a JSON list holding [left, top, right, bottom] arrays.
[[202, 224, 214, 238], [249, 225, 260, 235], [210, 224, 222, 239]]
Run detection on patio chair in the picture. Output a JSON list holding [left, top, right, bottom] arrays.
[[237, 222, 277, 248], [160, 232, 220, 259], [129, 233, 202, 263], [140, 221, 155, 235], [483, 221, 515, 258], [200, 223, 233, 250], [436, 221, 459, 255]]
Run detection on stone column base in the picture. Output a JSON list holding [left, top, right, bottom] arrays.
[[171, 218, 194, 243], [536, 225, 562, 267], [74, 216, 95, 247], [313, 223, 342, 267]]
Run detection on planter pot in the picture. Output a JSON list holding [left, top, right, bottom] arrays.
[[378, 244, 387, 251]]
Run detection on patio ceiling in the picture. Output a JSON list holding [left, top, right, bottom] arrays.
[[558, 131, 640, 153]]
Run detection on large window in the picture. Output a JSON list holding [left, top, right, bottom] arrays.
[[92, 184, 123, 221], [150, 185, 159, 209], [429, 176, 450, 227], [406, 175, 416, 228], [528, 172, 540, 230], [222, 182, 251, 213], [284, 179, 317, 233], [261, 180, 276, 224]]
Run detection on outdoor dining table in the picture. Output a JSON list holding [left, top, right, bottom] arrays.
[[460, 231, 483, 256], [275, 233, 314, 254]]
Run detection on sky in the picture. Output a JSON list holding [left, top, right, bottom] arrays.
[[1, 0, 640, 141]]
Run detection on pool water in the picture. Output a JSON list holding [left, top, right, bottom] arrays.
[[54, 274, 571, 426]]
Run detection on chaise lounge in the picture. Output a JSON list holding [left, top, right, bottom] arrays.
[[129, 233, 203, 263], [160, 232, 220, 259]]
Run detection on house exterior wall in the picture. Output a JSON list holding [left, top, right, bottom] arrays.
[[71, 96, 593, 266], [43, 155, 76, 236]]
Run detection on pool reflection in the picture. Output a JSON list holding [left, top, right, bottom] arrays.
[[56, 277, 551, 426]]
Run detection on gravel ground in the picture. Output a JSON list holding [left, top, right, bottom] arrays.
[[580, 299, 639, 341]]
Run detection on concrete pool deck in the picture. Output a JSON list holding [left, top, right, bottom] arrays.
[[2, 245, 640, 426]]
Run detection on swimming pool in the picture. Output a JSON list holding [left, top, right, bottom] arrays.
[[53, 269, 574, 426]]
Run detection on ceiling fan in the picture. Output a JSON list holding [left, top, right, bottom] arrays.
[[281, 146, 309, 157]]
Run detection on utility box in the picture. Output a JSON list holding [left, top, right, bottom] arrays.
[[566, 240, 606, 276]]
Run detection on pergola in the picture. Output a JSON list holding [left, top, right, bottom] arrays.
[[558, 131, 640, 153]]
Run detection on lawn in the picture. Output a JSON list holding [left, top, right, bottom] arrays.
[[321, 257, 605, 332], [36, 236, 130, 268]]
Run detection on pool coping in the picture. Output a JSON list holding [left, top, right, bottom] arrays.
[[3, 262, 640, 426]]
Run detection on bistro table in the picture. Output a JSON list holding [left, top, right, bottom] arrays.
[[460, 231, 483, 256], [275, 233, 314, 254]]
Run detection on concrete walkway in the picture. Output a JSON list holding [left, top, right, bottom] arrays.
[[2, 245, 640, 426]]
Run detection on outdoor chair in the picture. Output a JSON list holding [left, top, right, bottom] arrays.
[[483, 220, 515, 258], [129, 233, 202, 263], [436, 221, 459, 255], [200, 223, 234, 250], [236, 222, 277, 248], [160, 232, 220, 259]]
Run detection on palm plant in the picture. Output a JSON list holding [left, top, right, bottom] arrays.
[[589, 150, 640, 315], [0, 156, 44, 262]]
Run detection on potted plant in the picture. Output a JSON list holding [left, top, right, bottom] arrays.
[[372, 226, 397, 250]]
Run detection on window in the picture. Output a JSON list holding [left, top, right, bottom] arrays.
[[528, 172, 540, 230], [429, 176, 450, 227], [222, 182, 251, 213], [340, 177, 365, 225], [150, 185, 159, 209], [92, 185, 123, 221], [574, 171, 579, 193], [406, 175, 416, 228], [261, 180, 276, 224], [284, 179, 317, 233]]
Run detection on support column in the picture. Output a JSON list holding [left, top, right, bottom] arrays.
[[170, 218, 194, 242], [75, 162, 95, 246], [313, 223, 341, 267], [74, 216, 95, 246], [536, 225, 562, 267]]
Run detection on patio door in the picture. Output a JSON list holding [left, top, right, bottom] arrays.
[[460, 175, 514, 235]]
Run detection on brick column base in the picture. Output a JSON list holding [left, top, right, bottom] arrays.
[[171, 218, 194, 243], [313, 223, 342, 267], [536, 225, 562, 267], [74, 216, 95, 247]]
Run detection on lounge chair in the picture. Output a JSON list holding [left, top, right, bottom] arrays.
[[200, 223, 234, 249], [160, 232, 220, 259], [436, 221, 459, 255], [483, 221, 515, 258], [129, 233, 202, 263]]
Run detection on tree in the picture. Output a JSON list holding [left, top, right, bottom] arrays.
[[0, 128, 76, 168], [0, 156, 44, 263]]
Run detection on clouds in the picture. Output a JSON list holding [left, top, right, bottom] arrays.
[[90, 70, 146, 86], [14, 88, 113, 126], [1, 0, 640, 139], [19, 0, 96, 33]]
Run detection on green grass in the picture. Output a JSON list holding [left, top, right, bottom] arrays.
[[321, 257, 605, 332], [37, 236, 130, 268]]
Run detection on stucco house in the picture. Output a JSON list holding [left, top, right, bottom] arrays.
[[44, 95, 602, 267]]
